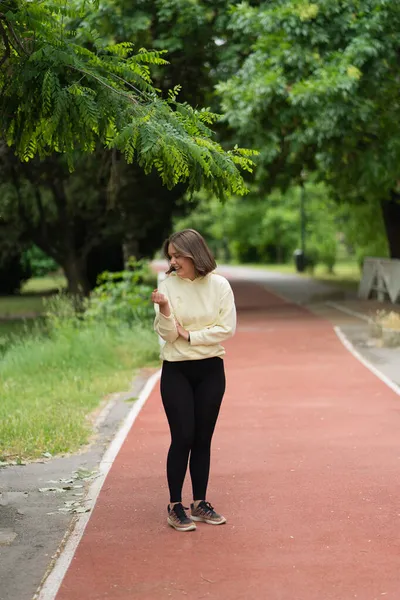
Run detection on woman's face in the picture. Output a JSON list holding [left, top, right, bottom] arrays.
[[168, 243, 195, 280]]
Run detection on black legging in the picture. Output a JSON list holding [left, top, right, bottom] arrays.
[[160, 357, 226, 503]]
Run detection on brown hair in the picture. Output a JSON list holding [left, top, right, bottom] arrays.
[[163, 229, 217, 277]]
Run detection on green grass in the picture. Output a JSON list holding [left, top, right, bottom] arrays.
[[309, 262, 361, 291], [0, 319, 30, 337], [0, 274, 160, 461], [0, 295, 47, 317], [0, 318, 47, 354], [21, 275, 67, 294], [0, 276, 67, 319], [0, 323, 159, 461], [0, 318, 43, 341]]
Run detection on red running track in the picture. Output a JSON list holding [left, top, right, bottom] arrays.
[[56, 281, 400, 600]]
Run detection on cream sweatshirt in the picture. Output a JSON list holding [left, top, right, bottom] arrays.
[[153, 271, 236, 361]]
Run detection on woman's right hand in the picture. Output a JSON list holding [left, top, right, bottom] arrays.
[[151, 289, 169, 307]]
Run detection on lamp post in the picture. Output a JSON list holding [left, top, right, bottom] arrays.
[[294, 180, 307, 273], [300, 182, 306, 257]]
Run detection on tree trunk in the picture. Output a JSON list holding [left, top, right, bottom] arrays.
[[123, 235, 139, 267], [381, 193, 400, 259], [62, 254, 90, 297]]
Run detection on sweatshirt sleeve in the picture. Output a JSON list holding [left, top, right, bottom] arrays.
[[189, 283, 236, 346], [153, 280, 179, 343]]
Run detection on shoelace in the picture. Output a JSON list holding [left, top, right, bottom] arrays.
[[173, 503, 190, 521], [198, 501, 215, 515]]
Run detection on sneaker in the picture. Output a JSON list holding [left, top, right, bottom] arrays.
[[167, 503, 196, 532], [190, 501, 226, 525]]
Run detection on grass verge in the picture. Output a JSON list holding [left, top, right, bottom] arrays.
[[0, 276, 67, 319], [0, 319, 38, 337], [21, 275, 67, 295], [0, 295, 47, 318], [0, 323, 159, 461]]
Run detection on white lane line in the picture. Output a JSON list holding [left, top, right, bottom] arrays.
[[334, 326, 400, 396], [35, 370, 161, 600], [326, 301, 371, 322]]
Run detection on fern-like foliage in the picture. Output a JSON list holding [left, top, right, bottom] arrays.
[[0, 0, 257, 196]]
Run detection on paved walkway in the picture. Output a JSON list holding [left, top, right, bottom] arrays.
[[54, 279, 400, 600]]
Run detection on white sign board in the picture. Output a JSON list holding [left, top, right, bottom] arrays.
[[358, 258, 400, 303]]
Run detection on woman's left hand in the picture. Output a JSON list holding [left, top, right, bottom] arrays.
[[176, 322, 190, 341]]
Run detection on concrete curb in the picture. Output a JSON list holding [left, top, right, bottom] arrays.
[[334, 326, 400, 397]]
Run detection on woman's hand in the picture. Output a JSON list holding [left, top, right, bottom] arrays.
[[151, 289, 171, 317], [176, 321, 190, 342], [151, 289, 168, 307]]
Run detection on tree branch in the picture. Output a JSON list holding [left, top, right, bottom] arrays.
[[0, 12, 29, 57], [70, 65, 139, 104], [0, 18, 11, 68]]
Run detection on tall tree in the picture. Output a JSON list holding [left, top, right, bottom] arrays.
[[0, 0, 256, 292], [0, 145, 189, 294], [0, 0, 254, 195], [218, 0, 400, 258]]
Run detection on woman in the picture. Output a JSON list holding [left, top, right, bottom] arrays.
[[152, 229, 236, 532]]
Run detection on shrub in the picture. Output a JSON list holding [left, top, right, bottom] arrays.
[[83, 259, 155, 326], [23, 245, 59, 278]]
